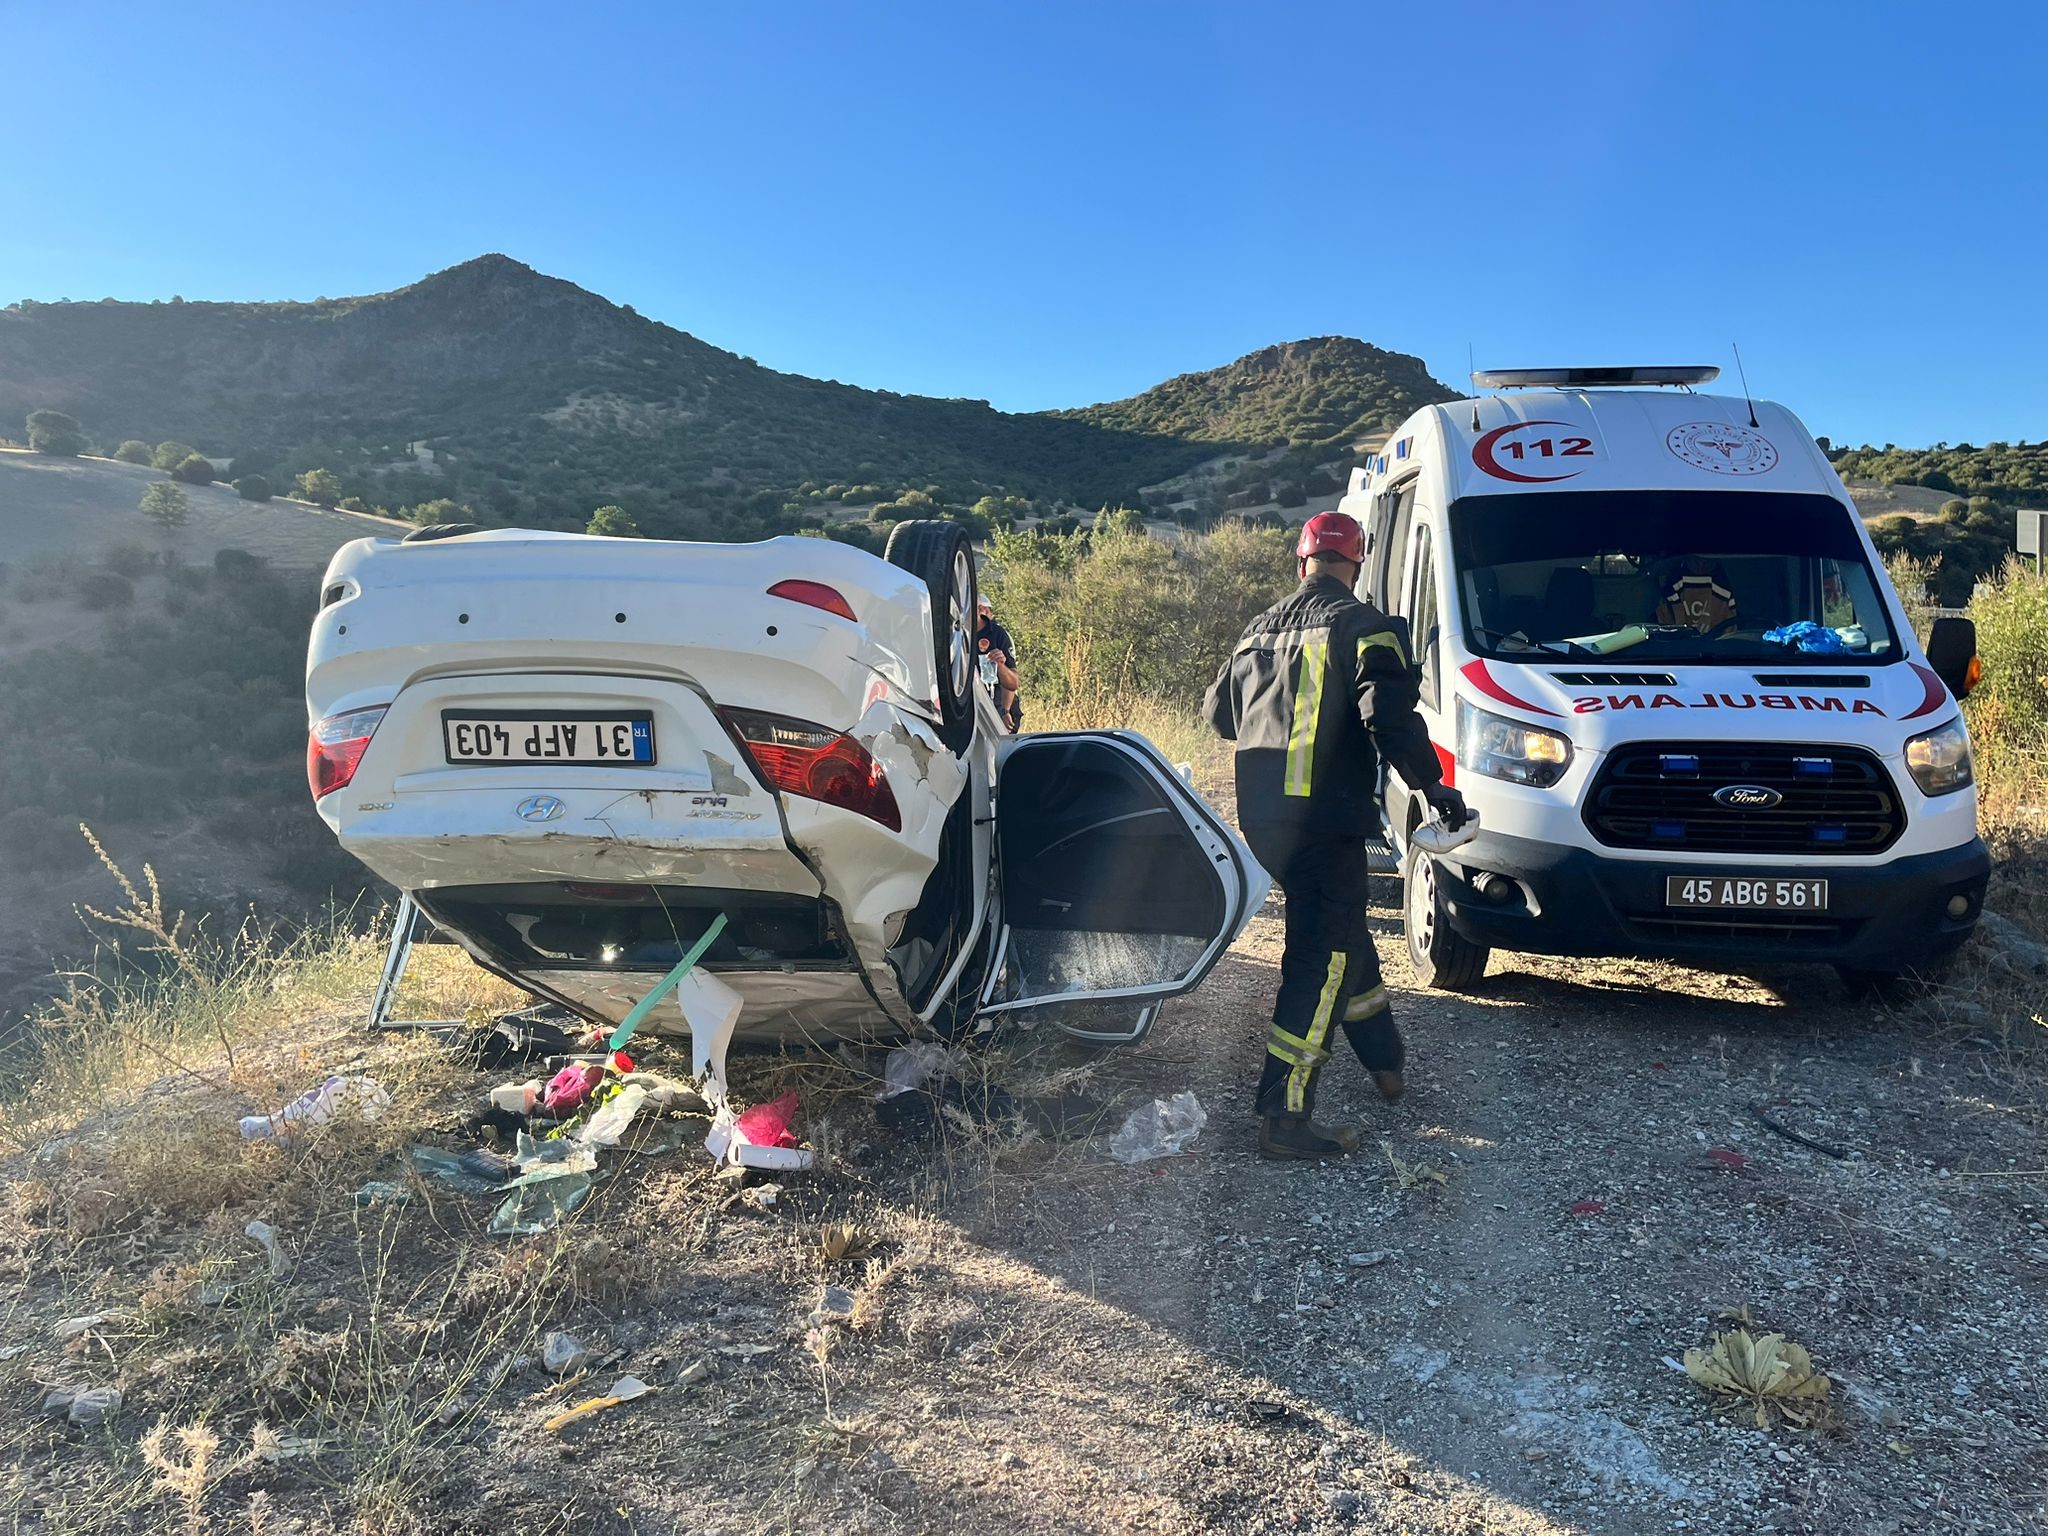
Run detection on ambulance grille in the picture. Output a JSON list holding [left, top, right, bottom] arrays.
[[1585, 742, 1904, 856]]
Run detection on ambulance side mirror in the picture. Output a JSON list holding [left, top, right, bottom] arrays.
[[1926, 616, 1978, 700]]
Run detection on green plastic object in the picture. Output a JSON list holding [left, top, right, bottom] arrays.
[[606, 913, 728, 1054]]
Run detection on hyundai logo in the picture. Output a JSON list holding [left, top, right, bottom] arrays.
[[1712, 784, 1783, 810], [515, 794, 566, 822]]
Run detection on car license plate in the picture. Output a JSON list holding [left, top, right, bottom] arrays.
[[442, 712, 654, 765], [1665, 876, 1829, 912]]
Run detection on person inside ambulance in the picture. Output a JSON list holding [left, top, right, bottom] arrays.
[[1204, 511, 1468, 1161], [1651, 555, 1739, 636]]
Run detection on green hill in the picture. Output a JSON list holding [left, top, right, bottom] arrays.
[[0, 259, 1453, 538], [1062, 336, 1457, 448]]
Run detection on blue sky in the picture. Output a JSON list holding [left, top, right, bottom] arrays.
[[3, 1, 2042, 447]]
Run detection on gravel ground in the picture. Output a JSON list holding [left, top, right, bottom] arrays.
[[9, 858, 2046, 1534]]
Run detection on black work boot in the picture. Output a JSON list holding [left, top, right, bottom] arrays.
[[1258, 1114, 1363, 1160], [1370, 1070, 1405, 1102]]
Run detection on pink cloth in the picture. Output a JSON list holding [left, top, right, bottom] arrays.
[[541, 1062, 606, 1117], [733, 1090, 801, 1149]]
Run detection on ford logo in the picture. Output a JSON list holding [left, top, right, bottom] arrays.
[[1712, 784, 1783, 810], [516, 794, 566, 822]]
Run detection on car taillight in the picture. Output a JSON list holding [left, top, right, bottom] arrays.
[[307, 705, 388, 800], [721, 708, 900, 832], [767, 579, 856, 622]]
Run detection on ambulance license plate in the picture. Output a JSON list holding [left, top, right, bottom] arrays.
[[442, 712, 654, 765], [1665, 876, 1829, 911]]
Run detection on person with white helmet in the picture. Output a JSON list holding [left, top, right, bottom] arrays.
[[1203, 511, 1469, 1158]]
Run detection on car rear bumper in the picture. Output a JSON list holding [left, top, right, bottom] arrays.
[[1433, 830, 1990, 971]]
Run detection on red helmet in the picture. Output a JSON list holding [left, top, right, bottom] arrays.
[[1296, 511, 1366, 565]]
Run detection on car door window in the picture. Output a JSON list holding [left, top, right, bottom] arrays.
[[981, 733, 1261, 1015], [1409, 523, 1441, 712]]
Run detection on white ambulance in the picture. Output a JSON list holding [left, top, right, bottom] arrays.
[[1343, 366, 1988, 994]]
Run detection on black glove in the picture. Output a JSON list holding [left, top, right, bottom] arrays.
[[1424, 784, 1471, 832]]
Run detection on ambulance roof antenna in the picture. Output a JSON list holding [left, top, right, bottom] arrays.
[[1732, 343, 1760, 428], [1467, 342, 1481, 431]]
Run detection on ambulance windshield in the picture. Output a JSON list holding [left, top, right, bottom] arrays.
[[1448, 490, 1902, 665]]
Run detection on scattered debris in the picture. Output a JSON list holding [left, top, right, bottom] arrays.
[[1571, 1200, 1608, 1216], [52, 1311, 137, 1341], [677, 1359, 713, 1386], [245, 1220, 288, 1278], [542, 1332, 590, 1376], [1382, 1142, 1449, 1190], [878, 1042, 953, 1099], [238, 1075, 389, 1143], [353, 1181, 413, 1208], [1705, 1147, 1752, 1171], [1346, 1250, 1394, 1268], [1749, 1103, 1850, 1160], [1108, 1091, 1207, 1163], [543, 1374, 654, 1433], [707, 1090, 813, 1171], [410, 1144, 514, 1195], [489, 1168, 594, 1236], [1683, 1328, 1835, 1429], [541, 1062, 606, 1118]]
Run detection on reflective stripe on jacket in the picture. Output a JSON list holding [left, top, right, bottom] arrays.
[[1202, 572, 1442, 837]]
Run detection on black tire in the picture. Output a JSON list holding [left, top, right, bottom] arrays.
[[1403, 839, 1490, 991], [884, 519, 978, 752], [401, 522, 485, 543]]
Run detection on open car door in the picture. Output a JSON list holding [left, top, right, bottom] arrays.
[[979, 731, 1267, 1044]]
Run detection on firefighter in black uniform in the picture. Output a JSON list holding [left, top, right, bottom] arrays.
[[1203, 511, 1469, 1159]]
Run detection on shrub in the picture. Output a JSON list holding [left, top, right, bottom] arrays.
[[26, 409, 88, 457], [102, 542, 155, 578], [212, 548, 266, 580], [171, 453, 215, 485], [233, 474, 272, 502], [74, 572, 134, 610], [403, 497, 469, 524], [984, 515, 1294, 712], [151, 441, 198, 472], [138, 481, 191, 530], [338, 495, 372, 513], [587, 504, 640, 538], [293, 468, 344, 507], [1971, 558, 2048, 751], [113, 440, 153, 465]]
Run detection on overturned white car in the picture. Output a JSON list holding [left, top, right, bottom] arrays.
[[306, 521, 1265, 1047]]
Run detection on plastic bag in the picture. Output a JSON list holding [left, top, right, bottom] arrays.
[[1108, 1091, 1207, 1163], [878, 1042, 952, 1099], [239, 1076, 390, 1142]]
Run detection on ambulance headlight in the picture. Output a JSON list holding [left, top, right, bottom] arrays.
[[1905, 718, 1973, 796], [1457, 698, 1573, 788]]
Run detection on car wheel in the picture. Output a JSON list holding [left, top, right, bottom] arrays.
[[1403, 840, 1489, 991], [884, 520, 978, 753]]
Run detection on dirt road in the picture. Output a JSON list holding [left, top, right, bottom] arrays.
[[476, 876, 2048, 1536]]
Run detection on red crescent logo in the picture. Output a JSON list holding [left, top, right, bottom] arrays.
[[1471, 420, 1588, 484], [1902, 662, 1950, 721], [1460, 658, 1561, 717]]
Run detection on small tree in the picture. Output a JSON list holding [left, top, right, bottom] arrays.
[[26, 409, 87, 456], [403, 497, 467, 524], [294, 468, 343, 507], [151, 440, 197, 472], [233, 474, 272, 502], [139, 481, 191, 531], [114, 440, 153, 464], [587, 504, 640, 538], [171, 453, 215, 485]]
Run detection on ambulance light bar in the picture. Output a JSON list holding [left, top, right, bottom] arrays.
[[1471, 366, 1721, 390]]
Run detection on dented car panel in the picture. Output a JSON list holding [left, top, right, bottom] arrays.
[[309, 528, 1255, 1046]]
